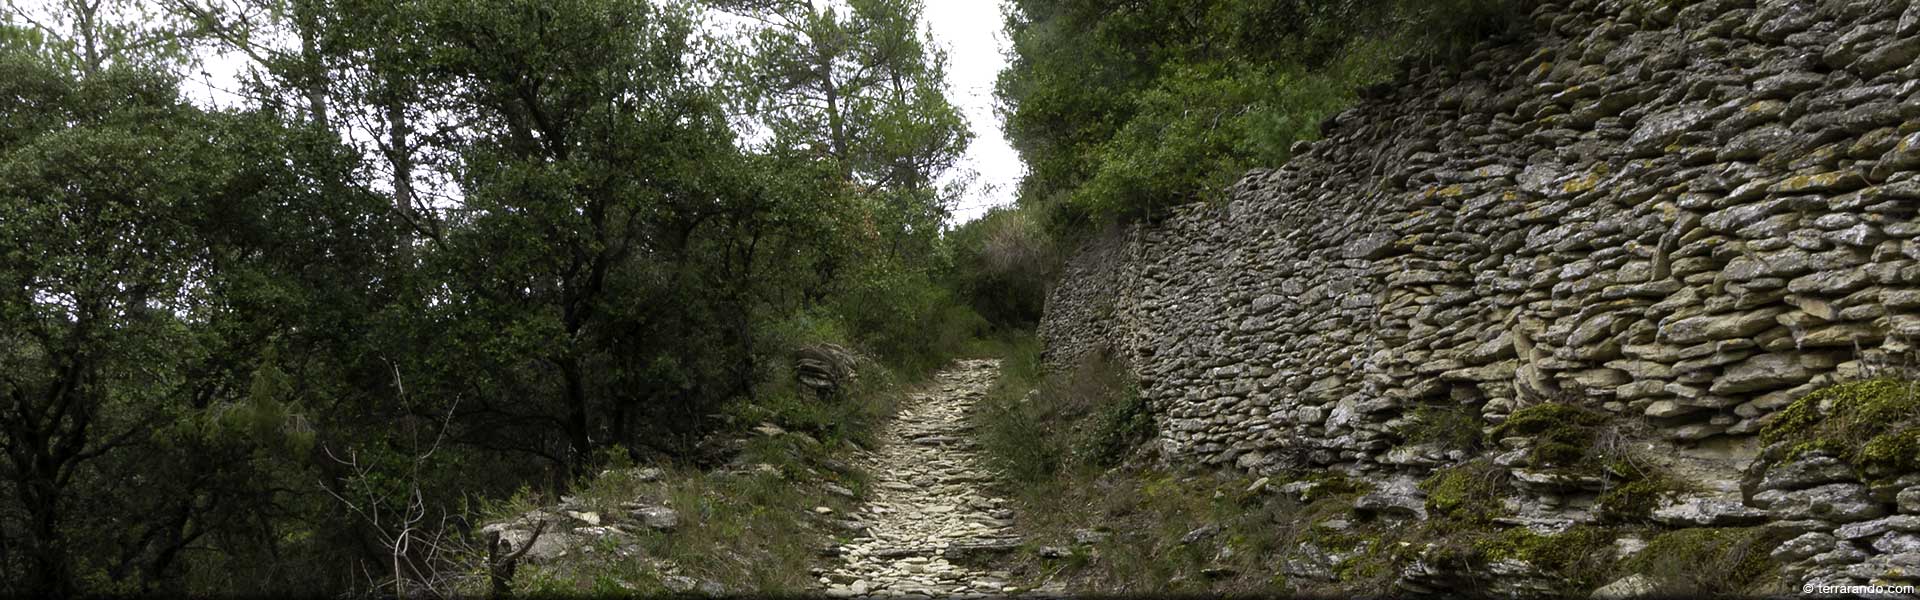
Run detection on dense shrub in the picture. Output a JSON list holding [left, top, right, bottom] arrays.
[[976, 341, 1146, 484], [998, 0, 1530, 228]]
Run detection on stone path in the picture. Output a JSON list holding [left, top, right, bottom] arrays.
[[819, 359, 1064, 598]]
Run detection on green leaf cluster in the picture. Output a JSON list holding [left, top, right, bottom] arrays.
[[997, 0, 1528, 228]]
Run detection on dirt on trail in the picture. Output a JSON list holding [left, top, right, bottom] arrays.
[[819, 359, 1066, 599]]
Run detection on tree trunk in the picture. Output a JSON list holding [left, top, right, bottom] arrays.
[[560, 354, 590, 477], [818, 52, 851, 180], [19, 474, 73, 597], [296, 3, 330, 127], [386, 86, 414, 219]]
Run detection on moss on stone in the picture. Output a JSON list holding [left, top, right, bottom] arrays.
[[1491, 402, 1611, 469], [1595, 473, 1682, 522], [1770, 171, 1851, 194], [1419, 459, 1507, 527], [1862, 429, 1920, 473], [1761, 378, 1920, 474], [1474, 525, 1614, 590], [1330, 538, 1388, 582]]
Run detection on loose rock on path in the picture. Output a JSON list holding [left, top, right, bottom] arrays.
[[820, 359, 1065, 599]]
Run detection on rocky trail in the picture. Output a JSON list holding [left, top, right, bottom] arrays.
[[820, 359, 1064, 599]]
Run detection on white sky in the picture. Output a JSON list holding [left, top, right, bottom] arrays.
[[923, 0, 1021, 223]]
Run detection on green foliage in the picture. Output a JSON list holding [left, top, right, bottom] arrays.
[[1, 0, 197, 75], [0, 32, 422, 593], [1596, 470, 1686, 523], [829, 261, 989, 377], [1081, 387, 1154, 468], [0, 0, 993, 595], [977, 343, 1145, 484], [1760, 378, 1920, 474], [943, 205, 1057, 329], [1489, 402, 1612, 469], [998, 0, 1528, 228], [713, 0, 970, 264]]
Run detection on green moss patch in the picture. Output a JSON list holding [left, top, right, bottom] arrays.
[[1419, 459, 1509, 527], [1491, 403, 1611, 469], [1474, 526, 1616, 591], [1760, 378, 1920, 474], [1595, 473, 1684, 523]]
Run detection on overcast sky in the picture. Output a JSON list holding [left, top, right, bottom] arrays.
[[923, 1, 1022, 223]]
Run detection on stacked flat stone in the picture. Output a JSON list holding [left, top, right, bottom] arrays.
[[1041, 0, 1920, 592]]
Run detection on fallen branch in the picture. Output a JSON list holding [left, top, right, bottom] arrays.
[[485, 521, 547, 598]]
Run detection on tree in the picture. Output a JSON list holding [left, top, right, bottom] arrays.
[[0, 36, 410, 591], [1, 0, 196, 76], [714, 0, 969, 262], [409, 0, 752, 474], [170, 0, 454, 238], [996, 0, 1523, 227], [0, 0, 991, 594], [0, 59, 192, 596]]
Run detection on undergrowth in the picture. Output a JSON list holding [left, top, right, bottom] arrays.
[[1400, 403, 1487, 452], [1419, 459, 1507, 529], [976, 340, 1146, 485], [1489, 402, 1611, 469]]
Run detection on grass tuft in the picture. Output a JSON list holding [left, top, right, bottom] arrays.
[[1626, 527, 1786, 596]]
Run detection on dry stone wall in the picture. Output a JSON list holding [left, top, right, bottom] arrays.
[[1042, 0, 1920, 592]]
